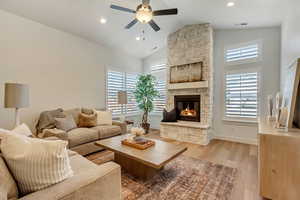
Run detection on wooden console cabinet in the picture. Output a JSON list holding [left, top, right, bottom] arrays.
[[258, 121, 300, 200]]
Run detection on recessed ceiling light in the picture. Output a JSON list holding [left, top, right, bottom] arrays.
[[100, 18, 107, 24], [136, 36, 141, 41], [227, 2, 235, 7]]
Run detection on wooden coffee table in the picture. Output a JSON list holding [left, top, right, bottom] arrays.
[[95, 134, 187, 180]]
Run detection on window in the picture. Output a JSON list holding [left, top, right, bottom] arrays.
[[225, 72, 259, 120], [225, 41, 261, 65], [106, 70, 139, 116], [151, 64, 167, 114]]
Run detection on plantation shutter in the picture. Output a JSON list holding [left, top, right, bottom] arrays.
[[151, 64, 167, 114], [226, 43, 259, 63], [225, 72, 258, 119], [152, 79, 167, 114], [126, 73, 139, 114], [106, 71, 124, 116]]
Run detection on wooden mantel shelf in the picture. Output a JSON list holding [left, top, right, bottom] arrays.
[[168, 81, 208, 90]]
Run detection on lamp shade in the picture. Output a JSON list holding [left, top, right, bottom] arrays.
[[4, 83, 29, 108], [118, 91, 128, 105]]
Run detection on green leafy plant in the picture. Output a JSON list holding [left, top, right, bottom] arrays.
[[134, 74, 159, 132]]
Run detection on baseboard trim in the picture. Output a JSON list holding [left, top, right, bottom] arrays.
[[213, 135, 258, 145]]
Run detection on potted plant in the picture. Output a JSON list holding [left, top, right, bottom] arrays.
[[134, 74, 159, 133]]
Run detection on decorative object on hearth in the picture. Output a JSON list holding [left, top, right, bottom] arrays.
[[4, 83, 29, 127], [118, 91, 128, 122], [134, 74, 159, 133], [161, 108, 177, 122], [110, 0, 178, 32]]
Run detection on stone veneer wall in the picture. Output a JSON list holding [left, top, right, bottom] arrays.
[[167, 24, 214, 127], [161, 24, 214, 145]]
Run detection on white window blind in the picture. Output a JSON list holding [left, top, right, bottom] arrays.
[[106, 70, 139, 116], [225, 42, 260, 64], [125, 73, 139, 114], [106, 71, 124, 116], [225, 72, 258, 119], [151, 64, 167, 114], [152, 79, 167, 114]]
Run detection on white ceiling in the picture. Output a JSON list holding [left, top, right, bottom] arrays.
[[0, 0, 289, 58]]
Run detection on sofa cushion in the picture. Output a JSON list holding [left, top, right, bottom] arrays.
[[92, 125, 121, 139], [0, 156, 18, 200], [55, 115, 77, 132], [1, 134, 73, 195], [68, 128, 99, 148], [63, 108, 81, 125]]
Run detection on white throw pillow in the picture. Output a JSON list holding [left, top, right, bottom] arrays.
[[95, 110, 112, 125], [0, 133, 73, 195], [11, 124, 32, 137]]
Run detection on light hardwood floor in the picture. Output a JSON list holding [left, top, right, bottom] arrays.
[[146, 129, 263, 200]]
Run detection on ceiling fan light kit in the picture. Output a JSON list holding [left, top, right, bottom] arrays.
[[110, 0, 178, 32]]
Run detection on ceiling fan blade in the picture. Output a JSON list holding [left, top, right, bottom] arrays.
[[153, 8, 178, 16], [110, 4, 136, 13], [149, 20, 160, 32], [142, 0, 150, 5], [125, 19, 138, 29]]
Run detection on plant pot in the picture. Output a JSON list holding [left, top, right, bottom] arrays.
[[141, 123, 150, 134]]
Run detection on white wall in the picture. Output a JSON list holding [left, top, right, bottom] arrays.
[[143, 47, 167, 129], [281, 3, 300, 89], [0, 10, 142, 130], [143, 27, 281, 144], [213, 27, 281, 144]]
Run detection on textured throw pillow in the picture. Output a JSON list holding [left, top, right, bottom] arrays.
[[78, 112, 97, 128], [161, 109, 177, 122], [94, 110, 112, 125], [0, 133, 73, 195], [81, 108, 94, 115], [55, 115, 77, 132], [63, 108, 81, 125]]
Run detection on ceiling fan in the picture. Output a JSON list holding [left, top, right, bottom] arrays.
[[110, 0, 178, 32]]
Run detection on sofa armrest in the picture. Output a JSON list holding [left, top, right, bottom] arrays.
[[112, 121, 127, 134], [19, 162, 121, 200], [38, 128, 68, 141]]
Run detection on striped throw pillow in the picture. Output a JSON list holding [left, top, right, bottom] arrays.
[[0, 133, 73, 195]]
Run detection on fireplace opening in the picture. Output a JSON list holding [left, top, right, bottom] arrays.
[[174, 95, 200, 122]]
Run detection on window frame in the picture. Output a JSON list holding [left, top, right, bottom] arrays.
[[223, 68, 261, 123], [224, 40, 263, 66]]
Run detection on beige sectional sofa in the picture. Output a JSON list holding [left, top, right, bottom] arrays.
[[36, 108, 127, 155], [0, 151, 121, 200]]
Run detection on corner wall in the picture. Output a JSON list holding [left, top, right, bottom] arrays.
[[0, 9, 143, 130]]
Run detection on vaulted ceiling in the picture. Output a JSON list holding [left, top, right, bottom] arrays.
[[0, 0, 289, 58]]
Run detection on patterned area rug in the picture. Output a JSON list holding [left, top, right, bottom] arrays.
[[121, 156, 237, 200], [88, 152, 237, 200]]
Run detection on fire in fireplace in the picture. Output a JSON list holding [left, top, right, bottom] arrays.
[[174, 95, 200, 122]]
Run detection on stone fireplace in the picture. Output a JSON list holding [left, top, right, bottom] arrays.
[[160, 24, 213, 145], [174, 95, 200, 122]]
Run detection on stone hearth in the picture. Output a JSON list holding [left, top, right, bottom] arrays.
[[160, 24, 213, 145]]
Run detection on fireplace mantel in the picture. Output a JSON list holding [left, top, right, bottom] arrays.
[[168, 80, 208, 90]]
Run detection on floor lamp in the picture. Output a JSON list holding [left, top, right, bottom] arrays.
[[118, 91, 128, 122], [4, 83, 29, 127]]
